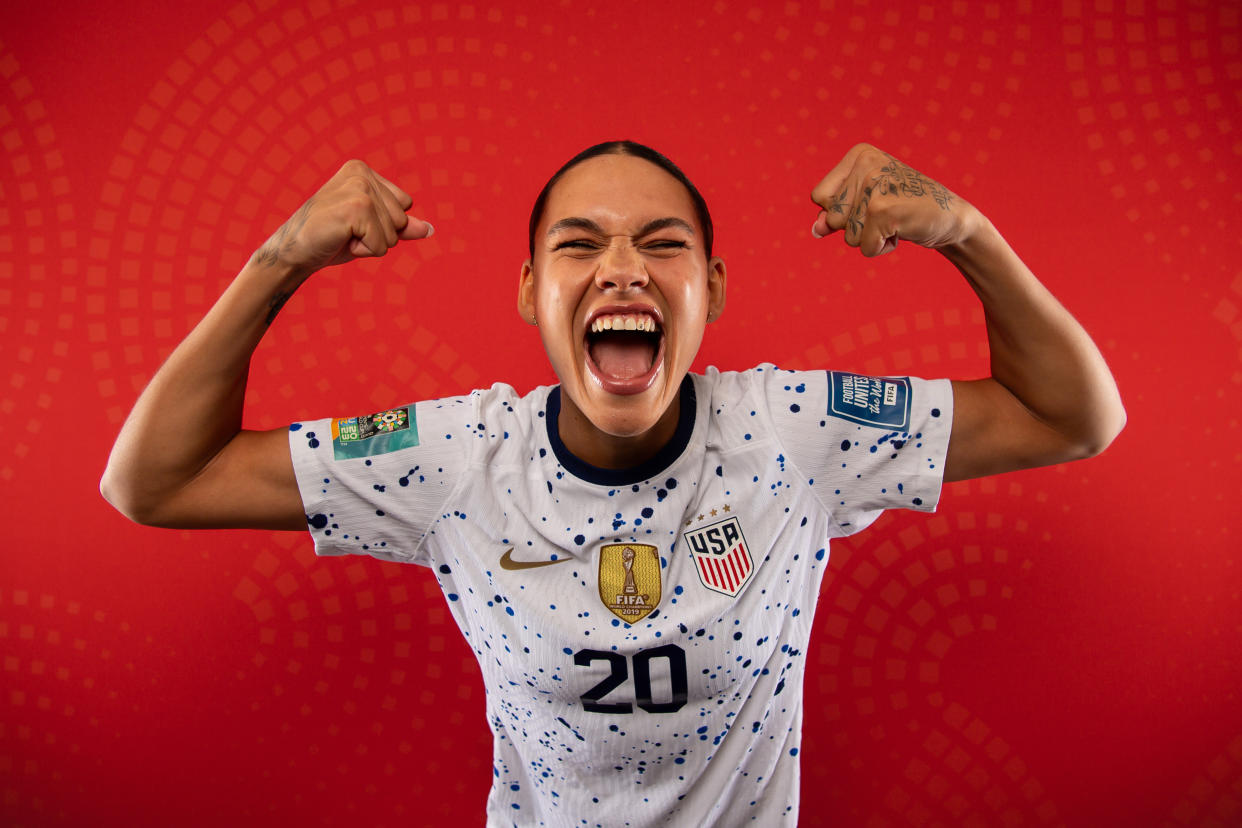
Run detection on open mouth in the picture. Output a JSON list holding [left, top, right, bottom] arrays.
[[585, 311, 665, 395]]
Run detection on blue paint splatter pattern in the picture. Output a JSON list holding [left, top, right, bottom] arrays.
[[286, 364, 952, 826]]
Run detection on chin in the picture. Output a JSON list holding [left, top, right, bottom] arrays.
[[581, 392, 666, 439]]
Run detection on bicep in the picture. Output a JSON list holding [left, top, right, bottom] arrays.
[[146, 427, 308, 530], [945, 379, 1095, 483]]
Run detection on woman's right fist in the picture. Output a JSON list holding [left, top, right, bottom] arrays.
[[252, 159, 433, 275]]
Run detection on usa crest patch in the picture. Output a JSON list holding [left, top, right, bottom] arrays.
[[685, 516, 754, 597]]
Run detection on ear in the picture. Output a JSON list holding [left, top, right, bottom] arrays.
[[706, 255, 727, 323], [517, 258, 536, 324]]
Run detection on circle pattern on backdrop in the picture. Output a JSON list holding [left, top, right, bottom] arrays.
[[81, 1, 567, 429], [2, 0, 1240, 825], [0, 41, 77, 484]]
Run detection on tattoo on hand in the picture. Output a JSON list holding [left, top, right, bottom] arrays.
[[847, 184, 873, 240], [874, 156, 954, 210], [829, 187, 850, 215]]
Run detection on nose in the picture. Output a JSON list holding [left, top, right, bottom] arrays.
[[594, 240, 649, 292]]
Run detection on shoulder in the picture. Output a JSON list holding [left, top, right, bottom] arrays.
[[695, 363, 827, 417], [693, 363, 787, 401], [413, 382, 540, 427], [692, 364, 809, 450], [450, 381, 558, 462]]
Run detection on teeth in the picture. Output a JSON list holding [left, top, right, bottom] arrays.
[[590, 314, 658, 334]]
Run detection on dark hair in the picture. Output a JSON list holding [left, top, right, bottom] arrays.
[[527, 140, 714, 259]]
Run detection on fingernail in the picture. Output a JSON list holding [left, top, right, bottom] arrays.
[[424, 221, 435, 238], [811, 221, 823, 239]]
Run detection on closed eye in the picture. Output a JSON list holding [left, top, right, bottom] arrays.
[[549, 237, 689, 255], [641, 239, 689, 257], [552, 239, 602, 252]]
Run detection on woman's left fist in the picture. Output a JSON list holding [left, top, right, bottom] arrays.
[[811, 143, 978, 256]]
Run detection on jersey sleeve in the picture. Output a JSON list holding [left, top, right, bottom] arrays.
[[763, 366, 953, 538], [287, 393, 478, 566]]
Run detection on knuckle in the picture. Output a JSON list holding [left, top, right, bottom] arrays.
[[859, 147, 886, 166], [343, 174, 372, 194], [851, 142, 878, 159], [342, 192, 372, 214]]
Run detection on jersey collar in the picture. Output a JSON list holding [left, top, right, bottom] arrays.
[[545, 376, 697, 486]]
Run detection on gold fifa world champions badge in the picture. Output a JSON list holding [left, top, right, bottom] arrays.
[[598, 544, 661, 624]]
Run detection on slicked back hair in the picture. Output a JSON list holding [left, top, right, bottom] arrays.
[[527, 140, 714, 260]]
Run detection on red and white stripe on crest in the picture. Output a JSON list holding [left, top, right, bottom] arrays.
[[684, 515, 757, 597], [695, 543, 752, 595]]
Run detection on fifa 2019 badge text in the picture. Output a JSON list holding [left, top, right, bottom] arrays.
[[598, 544, 661, 623]]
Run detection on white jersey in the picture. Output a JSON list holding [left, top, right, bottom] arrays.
[[289, 364, 952, 827]]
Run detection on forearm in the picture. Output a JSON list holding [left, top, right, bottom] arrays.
[[100, 257, 305, 521], [941, 215, 1126, 455]]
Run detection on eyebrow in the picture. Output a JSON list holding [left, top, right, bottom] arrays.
[[545, 216, 696, 239]]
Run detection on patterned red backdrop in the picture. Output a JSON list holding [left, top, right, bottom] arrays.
[[2, 0, 1240, 825]]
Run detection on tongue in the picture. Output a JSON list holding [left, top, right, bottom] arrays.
[[590, 332, 657, 380]]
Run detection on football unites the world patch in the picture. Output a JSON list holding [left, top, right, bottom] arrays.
[[331, 407, 419, 460], [684, 516, 755, 597], [598, 543, 662, 623], [827, 371, 911, 429]]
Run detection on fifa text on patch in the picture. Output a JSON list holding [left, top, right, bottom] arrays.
[[598, 543, 661, 623], [828, 371, 911, 429]]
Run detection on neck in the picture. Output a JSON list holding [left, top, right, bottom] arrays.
[[556, 392, 682, 471]]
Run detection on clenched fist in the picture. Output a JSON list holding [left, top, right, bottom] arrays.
[[253, 159, 434, 276], [810, 144, 978, 257]]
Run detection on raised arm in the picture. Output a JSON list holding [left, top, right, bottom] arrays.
[[100, 160, 434, 529], [810, 143, 1125, 482]]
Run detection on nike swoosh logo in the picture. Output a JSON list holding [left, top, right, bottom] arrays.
[[499, 547, 572, 570]]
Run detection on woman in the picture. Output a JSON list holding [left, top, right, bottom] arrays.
[[101, 141, 1124, 826]]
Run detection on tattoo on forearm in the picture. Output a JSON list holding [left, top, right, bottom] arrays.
[[265, 290, 291, 325], [254, 197, 315, 324], [253, 244, 278, 267], [253, 196, 316, 268]]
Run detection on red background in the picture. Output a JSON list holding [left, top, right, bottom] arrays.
[[2, 0, 1240, 825]]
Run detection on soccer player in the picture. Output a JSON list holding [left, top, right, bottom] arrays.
[[101, 141, 1125, 826]]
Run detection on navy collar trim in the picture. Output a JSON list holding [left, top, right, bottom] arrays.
[[545, 376, 697, 486]]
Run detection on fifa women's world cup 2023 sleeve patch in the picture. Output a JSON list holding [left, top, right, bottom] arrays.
[[330, 406, 419, 460], [286, 395, 478, 565]]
